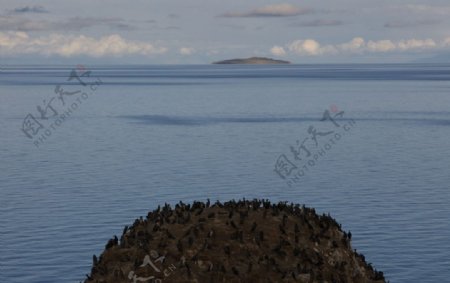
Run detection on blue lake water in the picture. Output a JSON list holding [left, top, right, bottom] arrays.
[[1, 64, 450, 283]]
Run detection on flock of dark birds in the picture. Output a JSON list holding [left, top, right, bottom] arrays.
[[84, 199, 387, 283]]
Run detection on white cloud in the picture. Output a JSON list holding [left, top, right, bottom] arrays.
[[287, 39, 337, 56], [288, 39, 321, 55], [221, 4, 311, 17], [0, 32, 167, 57], [179, 47, 195, 55], [366, 40, 396, 52], [274, 37, 446, 56], [396, 39, 436, 50], [338, 37, 365, 53], [443, 38, 450, 46], [270, 46, 286, 56]]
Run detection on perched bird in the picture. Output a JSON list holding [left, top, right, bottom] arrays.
[[250, 222, 257, 233]]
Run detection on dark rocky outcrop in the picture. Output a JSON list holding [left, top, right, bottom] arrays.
[[84, 199, 386, 283]]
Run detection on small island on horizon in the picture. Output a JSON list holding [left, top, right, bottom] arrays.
[[213, 57, 291, 65]]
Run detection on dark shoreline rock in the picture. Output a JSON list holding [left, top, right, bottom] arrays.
[[84, 199, 386, 283], [213, 57, 291, 64]]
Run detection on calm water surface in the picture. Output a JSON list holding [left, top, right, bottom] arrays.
[[1, 64, 450, 282]]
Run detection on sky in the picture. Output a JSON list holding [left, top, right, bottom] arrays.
[[1, 0, 450, 64]]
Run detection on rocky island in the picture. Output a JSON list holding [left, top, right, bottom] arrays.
[[84, 199, 386, 283], [213, 57, 290, 64]]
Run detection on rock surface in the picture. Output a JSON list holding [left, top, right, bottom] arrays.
[[84, 199, 386, 283]]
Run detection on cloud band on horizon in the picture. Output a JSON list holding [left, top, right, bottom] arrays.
[[0, 32, 167, 57], [271, 37, 449, 56]]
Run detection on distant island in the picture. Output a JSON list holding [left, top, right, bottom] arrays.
[[213, 57, 290, 64]]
